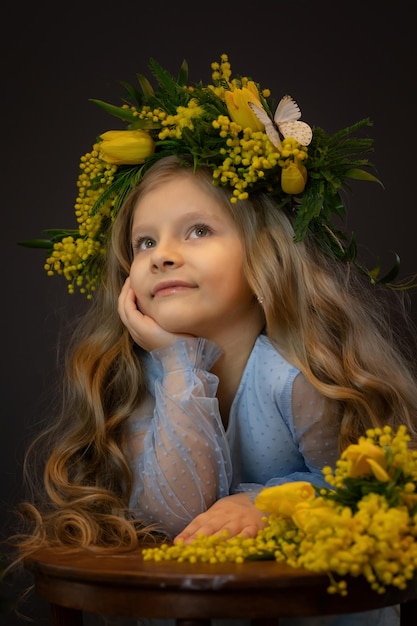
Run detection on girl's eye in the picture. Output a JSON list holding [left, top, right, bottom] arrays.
[[189, 224, 211, 238], [133, 237, 156, 251]]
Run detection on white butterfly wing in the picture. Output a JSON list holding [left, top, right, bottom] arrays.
[[273, 95, 312, 146], [279, 120, 313, 146], [274, 95, 302, 123], [248, 102, 282, 149]]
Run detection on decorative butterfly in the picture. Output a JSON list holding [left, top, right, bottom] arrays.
[[249, 95, 313, 150]]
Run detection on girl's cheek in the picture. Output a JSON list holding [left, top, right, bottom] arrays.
[[129, 276, 146, 315], [135, 295, 144, 314], [130, 260, 152, 308]]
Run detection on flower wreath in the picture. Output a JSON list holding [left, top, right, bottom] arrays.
[[21, 54, 414, 297]]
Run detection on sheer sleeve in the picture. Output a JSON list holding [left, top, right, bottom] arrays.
[[123, 337, 233, 536], [265, 371, 341, 490]]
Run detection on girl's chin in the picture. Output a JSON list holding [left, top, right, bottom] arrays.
[[158, 320, 208, 339], [152, 316, 195, 335], [149, 308, 210, 338]]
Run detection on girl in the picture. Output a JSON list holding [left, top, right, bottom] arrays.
[[115, 155, 417, 547], [13, 55, 417, 625]]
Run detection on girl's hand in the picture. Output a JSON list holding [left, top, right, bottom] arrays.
[[173, 493, 267, 545], [118, 277, 190, 351]]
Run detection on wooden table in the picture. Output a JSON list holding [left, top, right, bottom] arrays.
[[24, 545, 417, 625]]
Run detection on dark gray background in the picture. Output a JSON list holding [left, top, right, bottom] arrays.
[[2, 1, 416, 623]]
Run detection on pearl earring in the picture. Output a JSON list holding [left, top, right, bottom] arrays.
[[257, 295, 264, 304]]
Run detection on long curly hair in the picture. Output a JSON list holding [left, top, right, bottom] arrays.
[[10, 155, 417, 564]]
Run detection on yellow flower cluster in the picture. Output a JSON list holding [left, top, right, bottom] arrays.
[[285, 492, 417, 594], [142, 426, 417, 596], [210, 54, 271, 101], [208, 56, 309, 201], [212, 122, 281, 201], [212, 132, 308, 202], [323, 425, 417, 490], [44, 147, 117, 295], [210, 54, 232, 87], [158, 102, 204, 140], [129, 101, 205, 141], [142, 530, 280, 565]]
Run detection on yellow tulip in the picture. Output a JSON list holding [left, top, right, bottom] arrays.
[[98, 129, 155, 165], [224, 81, 265, 131], [255, 481, 316, 517], [293, 505, 328, 531], [343, 441, 390, 481], [292, 504, 351, 532]]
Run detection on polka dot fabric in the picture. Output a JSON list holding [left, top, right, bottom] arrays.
[[124, 335, 340, 537]]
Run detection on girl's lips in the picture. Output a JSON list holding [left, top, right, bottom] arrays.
[[152, 281, 195, 297]]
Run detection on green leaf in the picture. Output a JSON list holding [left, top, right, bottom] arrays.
[[18, 228, 83, 249], [373, 254, 401, 284], [18, 239, 53, 249], [136, 72, 155, 100], [119, 80, 144, 107], [89, 99, 137, 123], [89, 164, 145, 218], [43, 228, 79, 238], [177, 59, 189, 86], [345, 167, 383, 186], [149, 57, 179, 94], [147, 57, 190, 113], [129, 118, 162, 131]]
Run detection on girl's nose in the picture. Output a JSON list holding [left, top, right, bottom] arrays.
[[150, 240, 183, 270]]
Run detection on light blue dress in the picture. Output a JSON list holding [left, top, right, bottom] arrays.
[[122, 335, 399, 626]]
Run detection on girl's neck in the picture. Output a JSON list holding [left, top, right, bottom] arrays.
[[211, 322, 263, 428]]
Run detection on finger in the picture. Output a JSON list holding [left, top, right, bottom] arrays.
[[119, 281, 141, 325], [175, 512, 266, 544], [175, 519, 230, 544], [124, 286, 140, 316], [118, 278, 131, 321]]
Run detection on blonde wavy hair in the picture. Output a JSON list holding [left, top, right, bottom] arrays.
[[10, 155, 417, 565]]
